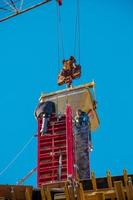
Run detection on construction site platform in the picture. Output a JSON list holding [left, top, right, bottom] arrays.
[[0, 172, 132, 200]]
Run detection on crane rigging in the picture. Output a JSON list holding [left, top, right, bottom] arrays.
[[0, 1, 132, 199], [56, 0, 81, 88], [0, 0, 98, 186], [0, 0, 81, 88], [0, 0, 62, 22]]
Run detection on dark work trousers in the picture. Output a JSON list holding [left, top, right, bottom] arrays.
[[74, 124, 90, 180]]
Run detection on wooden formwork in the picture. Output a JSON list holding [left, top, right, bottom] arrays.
[[0, 170, 132, 200], [0, 185, 33, 200], [40, 170, 133, 200]]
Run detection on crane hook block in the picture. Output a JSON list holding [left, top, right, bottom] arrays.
[[58, 56, 81, 87]]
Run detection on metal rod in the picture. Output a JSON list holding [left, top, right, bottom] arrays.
[[9, 0, 19, 12], [16, 167, 37, 185], [0, 0, 52, 23]]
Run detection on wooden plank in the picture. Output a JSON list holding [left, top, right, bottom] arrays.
[[123, 169, 128, 187], [106, 171, 115, 200], [84, 193, 96, 200], [85, 189, 116, 198], [75, 183, 86, 200], [95, 193, 105, 200], [114, 181, 126, 200], [75, 183, 81, 200], [25, 187, 32, 200], [64, 183, 70, 200], [54, 193, 66, 200], [85, 192, 105, 200], [68, 184, 76, 200], [126, 177, 133, 200], [91, 172, 97, 191], [45, 187, 52, 200], [41, 188, 47, 200], [41, 181, 66, 189], [41, 82, 95, 99], [79, 183, 86, 200], [0, 185, 32, 200], [11, 187, 16, 200], [80, 175, 133, 191], [106, 171, 113, 189]]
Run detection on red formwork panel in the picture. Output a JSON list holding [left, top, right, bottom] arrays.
[[37, 105, 76, 187], [66, 104, 76, 179]]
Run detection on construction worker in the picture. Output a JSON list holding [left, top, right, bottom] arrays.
[[75, 109, 89, 127], [75, 109, 93, 150], [35, 98, 55, 135], [74, 109, 92, 179]]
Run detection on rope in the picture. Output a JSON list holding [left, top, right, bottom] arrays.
[[56, 2, 64, 70], [59, 6, 65, 60], [59, 9, 65, 60], [0, 134, 34, 176], [77, 0, 80, 64], [9, 0, 18, 12], [19, 0, 24, 10], [56, 3, 65, 112], [56, 4, 60, 71], [74, 0, 80, 64], [4, 0, 15, 11]]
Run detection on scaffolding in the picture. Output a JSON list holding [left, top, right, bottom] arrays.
[[0, 0, 52, 22]]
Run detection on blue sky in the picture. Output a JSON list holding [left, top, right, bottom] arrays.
[[0, 0, 133, 187]]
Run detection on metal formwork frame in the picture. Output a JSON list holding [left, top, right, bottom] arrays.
[[66, 104, 76, 179], [37, 104, 76, 187], [37, 118, 41, 187]]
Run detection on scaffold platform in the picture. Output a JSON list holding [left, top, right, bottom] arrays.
[[0, 170, 132, 200]]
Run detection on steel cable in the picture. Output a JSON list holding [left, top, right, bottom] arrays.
[[74, 0, 80, 64], [0, 134, 34, 176]]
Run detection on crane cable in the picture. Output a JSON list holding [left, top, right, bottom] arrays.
[[0, 134, 34, 176], [56, 3, 64, 70], [56, 1, 80, 66], [74, 0, 80, 64]]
